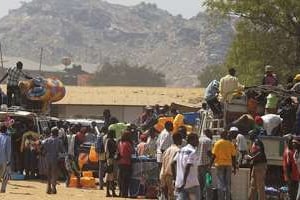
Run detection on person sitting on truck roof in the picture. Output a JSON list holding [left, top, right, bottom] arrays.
[[262, 65, 278, 86], [219, 68, 244, 103]]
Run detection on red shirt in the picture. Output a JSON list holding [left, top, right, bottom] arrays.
[[118, 141, 133, 165], [75, 132, 86, 144], [283, 147, 299, 181]]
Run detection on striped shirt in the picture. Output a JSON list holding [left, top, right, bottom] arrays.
[[197, 135, 212, 166], [7, 67, 27, 86]]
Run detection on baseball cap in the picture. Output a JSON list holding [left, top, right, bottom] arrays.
[[229, 127, 239, 132]]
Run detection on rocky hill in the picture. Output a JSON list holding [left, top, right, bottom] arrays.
[[0, 0, 234, 87]]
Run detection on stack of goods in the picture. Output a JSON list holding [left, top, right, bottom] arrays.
[[81, 171, 96, 188], [69, 171, 96, 188]]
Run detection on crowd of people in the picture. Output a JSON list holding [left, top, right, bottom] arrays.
[[0, 104, 276, 200], [1, 61, 300, 200], [205, 66, 300, 137]]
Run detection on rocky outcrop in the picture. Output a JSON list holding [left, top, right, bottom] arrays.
[[0, 0, 234, 87]]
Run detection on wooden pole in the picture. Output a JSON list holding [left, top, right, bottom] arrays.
[[39, 47, 43, 72], [0, 42, 3, 69]]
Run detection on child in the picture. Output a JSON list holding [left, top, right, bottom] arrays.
[[105, 130, 117, 197], [65, 154, 81, 188]]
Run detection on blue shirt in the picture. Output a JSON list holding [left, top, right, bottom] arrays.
[[204, 80, 219, 101], [0, 132, 11, 165]]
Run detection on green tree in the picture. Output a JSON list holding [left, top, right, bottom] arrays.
[[89, 60, 166, 87], [198, 64, 227, 87], [226, 20, 296, 86], [204, 0, 300, 84]]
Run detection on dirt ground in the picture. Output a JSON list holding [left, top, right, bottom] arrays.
[[0, 180, 146, 200]]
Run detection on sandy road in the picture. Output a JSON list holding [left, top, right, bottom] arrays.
[[0, 180, 143, 200]]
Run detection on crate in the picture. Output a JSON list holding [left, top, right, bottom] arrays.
[[183, 112, 199, 125]]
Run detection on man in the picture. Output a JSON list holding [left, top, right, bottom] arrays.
[[246, 131, 267, 200], [108, 119, 129, 141], [232, 127, 248, 167], [197, 129, 212, 200], [105, 130, 117, 197], [160, 133, 182, 200], [204, 80, 222, 117], [283, 134, 299, 200], [292, 74, 300, 135], [219, 68, 244, 102], [173, 133, 200, 200], [0, 61, 32, 107], [42, 127, 65, 194], [211, 131, 237, 200], [262, 65, 278, 86], [140, 106, 157, 131], [96, 125, 106, 190], [103, 109, 112, 129], [67, 125, 76, 157], [0, 125, 11, 193], [156, 121, 174, 168]]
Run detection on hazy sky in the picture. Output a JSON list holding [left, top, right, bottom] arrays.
[[0, 0, 205, 19]]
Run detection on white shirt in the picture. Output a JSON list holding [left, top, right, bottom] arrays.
[[236, 134, 248, 151], [174, 144, 199, 189], [261, 114, 282, 136], [156, 129, 173, 162]]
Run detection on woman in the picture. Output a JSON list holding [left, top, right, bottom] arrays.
[[144, 127, 158, 158], [137, 134, 147, 156], [117, 131, 133, 198]]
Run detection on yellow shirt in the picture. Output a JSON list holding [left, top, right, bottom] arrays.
[[219, 74, 244, 102], [212, 139, 236, 166]]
